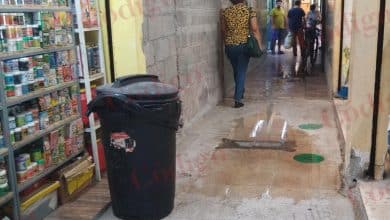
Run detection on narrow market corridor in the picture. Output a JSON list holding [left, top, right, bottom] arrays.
[[2, 0, 390, 219], [98, 53, 357, 219]]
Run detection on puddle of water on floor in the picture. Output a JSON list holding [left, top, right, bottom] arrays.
[[183, 113, 330, 200], [218, 112, 292, 151]]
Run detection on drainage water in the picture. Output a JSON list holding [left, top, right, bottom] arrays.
[[218, 106, 290, 150]]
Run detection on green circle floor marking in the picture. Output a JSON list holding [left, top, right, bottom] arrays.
[[299, 123, 323, 130], [294, 154, 325, 164]]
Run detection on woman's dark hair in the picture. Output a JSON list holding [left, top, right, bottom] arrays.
[[230, 0, 245, 4], [294, 0, 301, 6], [310, 4, 317, 11]]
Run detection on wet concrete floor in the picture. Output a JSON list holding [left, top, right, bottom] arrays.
[[99, 52, 355, 219]]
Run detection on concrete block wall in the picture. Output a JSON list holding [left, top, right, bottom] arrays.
[[142, 0, 223, 125]]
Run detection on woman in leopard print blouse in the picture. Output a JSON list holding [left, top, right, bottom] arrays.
[[221, 0, 263, 108]]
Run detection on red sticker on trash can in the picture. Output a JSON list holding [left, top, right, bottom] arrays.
[[110, 132, 136, 153]]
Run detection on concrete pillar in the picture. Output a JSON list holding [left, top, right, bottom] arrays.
[[348, 0, 381, 172]]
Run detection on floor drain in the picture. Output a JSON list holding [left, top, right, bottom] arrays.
[[294, 154, 325, 163], [299, 124, 323, 130]]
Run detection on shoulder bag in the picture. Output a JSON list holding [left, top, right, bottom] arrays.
[[247, 7, 263, 58]]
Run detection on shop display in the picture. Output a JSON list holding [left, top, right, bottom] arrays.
[[73, 0, 98, 28], [73, 0, 105, 183], [15, 119, 83, 184], [0, 11, 73, 53], [2, 50, 76, 99], [6, 86, 79, 145], [0, 0, 68, 7], [0, 2, 85, 219]]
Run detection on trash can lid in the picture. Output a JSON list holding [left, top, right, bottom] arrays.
[[97, 75, 179, 101]]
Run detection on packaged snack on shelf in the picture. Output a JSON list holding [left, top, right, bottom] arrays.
[[64, 138, 72, 157], [42, 136, 51, 167], [62, 65, 73, 82], [39, 111, 49, 130], [49, 130, 59, 151], [56, 66, 64, 83], [81, 0, 91, 28], [89, 0, 98, 27], [31, 148, 43, 162], [50, 91, 59, 106]]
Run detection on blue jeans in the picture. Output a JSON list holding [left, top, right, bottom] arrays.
[[225, 44, 250, 102], [271, 28, 286, 52]]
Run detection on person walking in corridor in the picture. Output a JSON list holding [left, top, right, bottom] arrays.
[[306, 3, 321, 28], [288, 0, 306, 57], [221, 0, 263, 108], [270, 0, 287, 55]]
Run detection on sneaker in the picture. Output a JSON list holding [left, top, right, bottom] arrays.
[[278, 51, 285, 55], [234, 102, 244, 108]]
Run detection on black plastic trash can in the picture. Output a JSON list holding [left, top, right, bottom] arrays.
[[87, 75, 181, 220]]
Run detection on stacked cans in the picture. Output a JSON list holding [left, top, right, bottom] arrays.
[[3, 57, 39, 98], [2, 50, 76, 98], [8, 102, 39, 144], [0, 0, 68, 7], [0, 11, 74, 53], [0, 12, 41, 53], [7, 85, 78, 144]]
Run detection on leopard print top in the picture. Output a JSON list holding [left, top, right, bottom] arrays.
[[223, 3, 257, 45]]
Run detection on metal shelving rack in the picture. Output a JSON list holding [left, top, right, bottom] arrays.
[[0, 2, 84, 219], [73, 0, 107, 181]]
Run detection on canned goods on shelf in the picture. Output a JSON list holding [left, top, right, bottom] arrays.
[[0, 169, 7, 185], [13, 71, 22, 84], [5, 84, 15, 97], [21, 83, 29, 95], [25, 111, 33, 123], [9, 116, 16, 130], [14, 128, 21, 142], [15, 84, 23, 96], [15, 38, 23, 51], [4, 72, 15, 85], [3, 59, 19, 72], [21, 125, 28, 139], [16, 113, 25, 127], [7, 39, 17, 52]]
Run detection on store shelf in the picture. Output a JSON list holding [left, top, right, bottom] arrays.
[[0, 5, 71, 13], [74, 0, 104, 182], [13, 115, 80, 151], [6, 81, 77, 107], [75, 26, 100, 33], [85, 120, 101, 133], [0, 192, 13, 207], [0, 45, 75, 61], [0, 148, 8, 157], [79, 73, 105, 83], [17, 149, 84, 192]]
